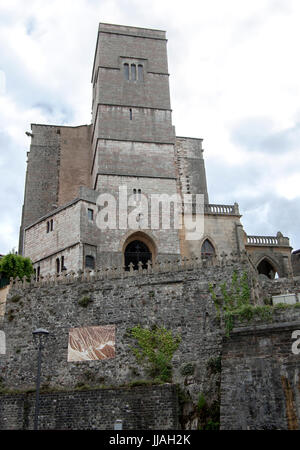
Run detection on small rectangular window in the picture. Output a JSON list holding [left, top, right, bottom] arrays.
[[88, 208, 94, 221], [47, 221, 50, 233], [50, 219, 53, 231]]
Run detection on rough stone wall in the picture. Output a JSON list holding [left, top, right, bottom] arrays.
[[1, 258, 300, 429], [0, 385, 179, 430], [58, 125, 92, 206], [92, 107, 174, 147], [292, 251, 300, 276], [220, 310, 300, 430], [93, 141, 176, 183], [1, 261, 245, 396], [19, 124, 92, 256], [24, 200, 82, 264], [19, 125, 61, 254], [175, 137, 208, 202]]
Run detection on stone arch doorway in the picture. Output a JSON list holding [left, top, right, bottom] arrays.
[[123, 232, 156, 270], [257, 258, 278, 279]]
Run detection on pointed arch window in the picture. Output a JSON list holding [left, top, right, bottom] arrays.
[[201, 239, 215, 260], [257, 258, 277, 279]]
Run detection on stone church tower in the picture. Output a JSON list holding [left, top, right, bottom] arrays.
[[19, 23, 292, 278]]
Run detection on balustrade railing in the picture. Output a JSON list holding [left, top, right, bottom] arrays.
[[204, 203, 239, 215], [246, 234, 290, 247]]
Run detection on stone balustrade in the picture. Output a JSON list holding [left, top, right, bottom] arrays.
[[204, 203, 240, 216], [246, 233, 290, 247]]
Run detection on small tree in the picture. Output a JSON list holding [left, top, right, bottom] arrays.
[[0, 253, 34, 281]]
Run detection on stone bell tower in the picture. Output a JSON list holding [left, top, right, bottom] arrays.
[[90, 23, 182, 266]]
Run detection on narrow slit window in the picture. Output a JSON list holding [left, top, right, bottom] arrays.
[[124, 63, 129, 80], [131, 64, 136, 81], [138, 65, 143, 81], [56, 258, 60, 274], [88, 208, 94, 221], [129, 108, 132, 120]]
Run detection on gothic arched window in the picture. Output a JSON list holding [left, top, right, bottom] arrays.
[[201, 239, 215, 259], [257, 258, 277, 279], [124, 240, 151, 271]]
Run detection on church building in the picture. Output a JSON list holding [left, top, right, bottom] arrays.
[[18, 23, 292, 279]]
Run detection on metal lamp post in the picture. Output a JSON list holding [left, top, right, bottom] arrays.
[[32, 328, 49, 430]]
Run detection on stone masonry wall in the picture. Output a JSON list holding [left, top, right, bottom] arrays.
[[0, 385, 179, 430], [221, 309, 300, 429], [1, 257, 300, 429]]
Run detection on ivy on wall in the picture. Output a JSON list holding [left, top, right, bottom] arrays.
[[209, 270, 300, 337]]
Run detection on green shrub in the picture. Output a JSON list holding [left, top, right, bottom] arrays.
[[129, 325, 181, 382], [0, 253, 34, 280], [78, 296, 92, 307]]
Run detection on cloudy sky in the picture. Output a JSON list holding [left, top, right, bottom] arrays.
[[0, 0, 299, 255]]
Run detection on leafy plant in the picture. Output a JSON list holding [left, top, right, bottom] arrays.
[[0, 253, 34, 281], [78, 296, 92, 307], [129, 325, 181, 382], [197, 393, 206, 411], [209, 270, 276, 337]]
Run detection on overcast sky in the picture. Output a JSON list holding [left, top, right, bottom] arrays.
[[0, 0, 299, 255]]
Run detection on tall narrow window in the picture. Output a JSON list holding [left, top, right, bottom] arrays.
[[37, 266, 40, 281], [61, 255, 65, 271], [47, 221, 50, 233], [88, 208, 94, 221], [201, 239, 215, 260], [56, 258, 60, 274], [138, 64, 143, 81], [50, 219, 53, 231], [124, 63, 129, 80], [131, 64, 136, 81], [129, 108, 132, 120]]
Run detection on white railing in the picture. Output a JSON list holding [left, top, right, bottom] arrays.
[[204, 203, 239, 215], [247, 236, 279, 246]]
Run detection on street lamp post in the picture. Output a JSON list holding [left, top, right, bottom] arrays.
[[32, 328, 49, 430]]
